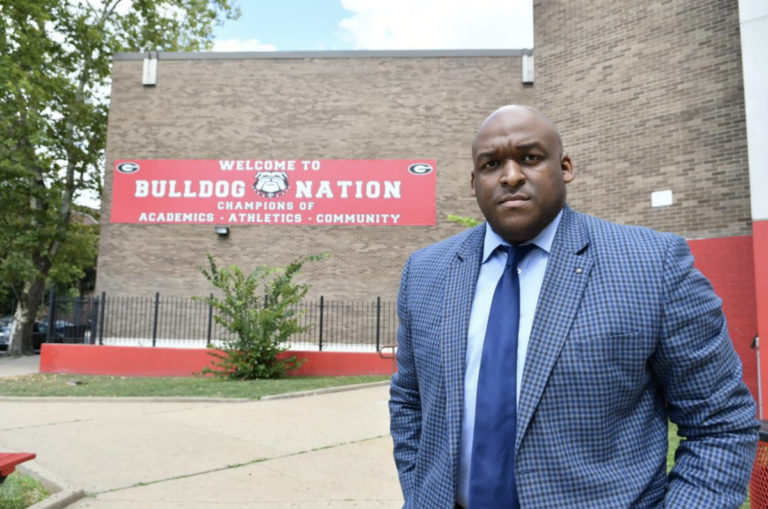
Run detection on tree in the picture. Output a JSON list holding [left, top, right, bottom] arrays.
[[0, 0, 240, 355], [0, 207, 98, 320], [197, 254, 328, 380]]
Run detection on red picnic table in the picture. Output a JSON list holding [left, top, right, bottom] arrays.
[[0, 452, 36, 484]]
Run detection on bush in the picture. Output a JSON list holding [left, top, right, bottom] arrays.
[[196, 254, 327, 379], [447, 214, 481, 228]]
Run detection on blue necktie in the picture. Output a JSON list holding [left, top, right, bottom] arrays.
[[469, 244, 533, 509]]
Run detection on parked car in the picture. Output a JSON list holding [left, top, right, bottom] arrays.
[[0, 321, 59, 352], [39, 318, 74, 334], [40, 317, 90, 343], [0, 324, 10, 351], [32, 322, 52, 350]]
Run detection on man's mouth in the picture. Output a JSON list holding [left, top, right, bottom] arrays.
[[499, 194, 529, 208]]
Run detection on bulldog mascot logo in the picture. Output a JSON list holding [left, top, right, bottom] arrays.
[[253, 171, 290, 199]]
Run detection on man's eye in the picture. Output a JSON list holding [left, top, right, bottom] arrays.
[[521, 154, 541, 162], [482, 161, 500, 169]]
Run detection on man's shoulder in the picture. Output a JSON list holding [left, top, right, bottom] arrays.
[[409, 224, 484, 267], [571, 208, 676, 250]]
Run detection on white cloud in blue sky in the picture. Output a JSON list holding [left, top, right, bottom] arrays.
[[211, 0, 533, 52], [338, 0, 533, 50]]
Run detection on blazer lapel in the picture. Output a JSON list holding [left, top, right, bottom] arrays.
[[515, 206, 593, 453], [442, 225, 485, 485]]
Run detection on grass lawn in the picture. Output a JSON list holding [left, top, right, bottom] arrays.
[[0, 373, 390, 399], [0, 473, 49, 509], [668, 422, 751, 509]]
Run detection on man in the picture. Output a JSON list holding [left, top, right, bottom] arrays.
[[389, 105, 758, 508]]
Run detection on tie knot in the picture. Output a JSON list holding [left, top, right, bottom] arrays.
[[500, 243, 534, 269]]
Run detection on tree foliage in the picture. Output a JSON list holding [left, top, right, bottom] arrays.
[[197, 254, 328, 380], [0, 0, 239, 354]]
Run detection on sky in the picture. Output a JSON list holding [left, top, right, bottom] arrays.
[[211, 0, 534, 52]]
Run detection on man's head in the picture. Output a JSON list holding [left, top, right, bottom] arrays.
[[471, 105, 575, 244]]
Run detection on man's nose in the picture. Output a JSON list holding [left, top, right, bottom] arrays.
[[499, 160, 525, 187]]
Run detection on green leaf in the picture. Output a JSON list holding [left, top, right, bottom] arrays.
[[447, 214, 482, 228]]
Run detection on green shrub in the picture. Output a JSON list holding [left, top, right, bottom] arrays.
[[447, 214, 481, 228], [196, 254, 327, 379]]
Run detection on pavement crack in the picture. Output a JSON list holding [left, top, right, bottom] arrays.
[[0, 418, 94, 432], [90, 434, 390, 497]]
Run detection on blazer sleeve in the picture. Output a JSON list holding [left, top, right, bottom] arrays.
[[653, 234, 759, 508], [389, 254, 422, 504]]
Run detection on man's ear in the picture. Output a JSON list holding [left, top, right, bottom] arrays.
[[470, 171, 477, 196], [561, 153, 575, 184]]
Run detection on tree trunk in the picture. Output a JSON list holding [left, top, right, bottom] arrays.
[[7, 276, 46, 356]]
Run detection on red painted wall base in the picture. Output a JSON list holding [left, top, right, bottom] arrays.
[[754, 221, 768, 418], [40, 344, 396, 378], [688, 235, 758, 403]]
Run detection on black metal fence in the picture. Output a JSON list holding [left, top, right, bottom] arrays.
[[46, 292, 398, 352]]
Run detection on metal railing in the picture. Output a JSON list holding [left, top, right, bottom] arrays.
[[46, 292, 398, 352]]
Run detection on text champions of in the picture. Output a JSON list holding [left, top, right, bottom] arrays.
[[133, 160, 406, 225]]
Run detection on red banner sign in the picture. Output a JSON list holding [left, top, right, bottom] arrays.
[[110, 159, 436, 225]]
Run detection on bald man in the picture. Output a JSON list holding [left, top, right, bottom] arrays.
[[389, 105, 758, 508]]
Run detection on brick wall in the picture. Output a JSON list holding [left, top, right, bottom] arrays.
[[100, 0, 751, 299], [99, 55, 533, 299], [533, 0, 750, 239]]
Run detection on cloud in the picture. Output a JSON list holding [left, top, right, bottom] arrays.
[[338, 0, 533, 50], [212, 38, 277, 52]]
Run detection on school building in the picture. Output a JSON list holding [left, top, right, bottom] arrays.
[[97, 0, 768, 407]]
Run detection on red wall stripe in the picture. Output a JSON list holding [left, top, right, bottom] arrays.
[[753, 221, 768, 417], [688, 235, 758, 404], [39, 344, 396, 378]]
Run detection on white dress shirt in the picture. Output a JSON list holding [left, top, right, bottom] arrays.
[[456, 210, 563, 508]]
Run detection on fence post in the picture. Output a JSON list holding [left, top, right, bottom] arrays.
[[98, 291, 106, 346], [152, 292, 160, 347], [47, 290, 55, 344], [318, 296, 324, 352], [207, 293, 213, 345], [90, 296, 99, 345], [74, 298, 81, 327], [376, 296, 381, 352]]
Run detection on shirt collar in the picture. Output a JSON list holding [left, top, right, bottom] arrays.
[[481, 208, 564, 264]]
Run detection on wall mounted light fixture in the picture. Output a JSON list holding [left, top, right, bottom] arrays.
[[142, 52, 158, 86], [522, 54, 534, 84]]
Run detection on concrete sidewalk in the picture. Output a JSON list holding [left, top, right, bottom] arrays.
[[0, 385, 403, 508], [0, 354, 40, 378]]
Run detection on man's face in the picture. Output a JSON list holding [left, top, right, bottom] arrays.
[[471, 107, 574, 244]]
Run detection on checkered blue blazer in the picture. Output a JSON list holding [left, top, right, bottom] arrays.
[[390, 206, 758, 508]]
